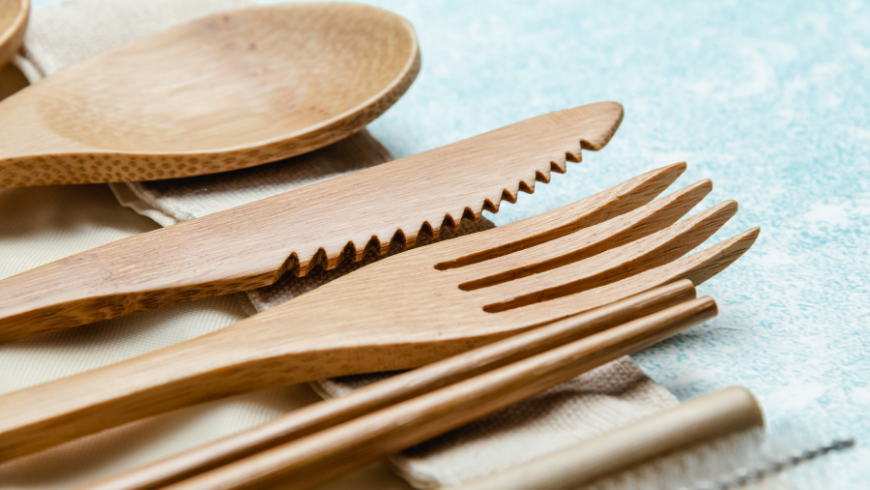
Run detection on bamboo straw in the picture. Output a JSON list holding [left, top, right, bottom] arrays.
[[454, 386, 763, 490]]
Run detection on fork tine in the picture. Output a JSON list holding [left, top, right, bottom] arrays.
[[477, 201, 738, 312], [434, 162, 687, 270], [505, 228, 760, 326], [456, 179, 713, 290]]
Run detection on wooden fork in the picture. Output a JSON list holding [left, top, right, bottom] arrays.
[[163, 295, 720, 490], [85, 281, 699, 490], [0, 164, 759, 461]]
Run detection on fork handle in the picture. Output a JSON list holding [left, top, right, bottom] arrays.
[[0, 323, 266, 461], [81, 281, 696, 490], [0, 310, 456, 462], [163, 297, 718, 490]]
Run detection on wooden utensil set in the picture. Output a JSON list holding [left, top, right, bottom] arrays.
[[0, 3, 761, 490]]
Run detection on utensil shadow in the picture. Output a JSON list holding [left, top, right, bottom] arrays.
[[0, 184, 159, 239]]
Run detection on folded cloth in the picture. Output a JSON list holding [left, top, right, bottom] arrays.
[[15, 0, 678, 487]]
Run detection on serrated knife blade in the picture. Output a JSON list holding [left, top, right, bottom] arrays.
[[0, 102, 624, 342]]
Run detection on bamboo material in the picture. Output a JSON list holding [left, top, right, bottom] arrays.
[[0, 3, 419, 186], [0, 0, 27, 69], [0, 166, 759, 461], [163, 297, 719, 490], [453, 387, 764, 490], [0, 102, 625, 343], [82, 281, 697, 490]]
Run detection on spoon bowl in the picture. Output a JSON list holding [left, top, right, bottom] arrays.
[[0, 0, 28, 69], [0, 3, 419, 186]]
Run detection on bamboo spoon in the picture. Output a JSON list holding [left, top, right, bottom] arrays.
[[0, 2, 419, 186], [162, 297, 720, 490], [0, 0, 27, 69], [0, 167, 759, 461], [0, 102, 624, 342], [454, 387, 763, 490], [83, 281, 698, 490]]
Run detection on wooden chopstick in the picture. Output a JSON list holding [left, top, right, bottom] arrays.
[[82, 280, 697, 490], [160, 294, 718, 490], [454, 386, 763, 490]]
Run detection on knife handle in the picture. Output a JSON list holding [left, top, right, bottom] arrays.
[[0, 217, 286, 344]]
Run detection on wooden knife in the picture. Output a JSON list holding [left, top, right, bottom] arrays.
[[0, 102, 624, 343]]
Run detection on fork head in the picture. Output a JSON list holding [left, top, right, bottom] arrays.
[[250, 162, 758, 366]]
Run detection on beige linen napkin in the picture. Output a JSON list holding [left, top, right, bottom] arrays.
[[12, 0, 679, 487]]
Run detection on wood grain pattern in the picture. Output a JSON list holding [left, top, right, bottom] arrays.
[[0, 165, 759, 461], [0, 3, 419, 186], [82, 281, 697, 490], [0, 0, 27, 69], [454, 387, 764, 490], [0, 102, 625, 343], [165, 297, 720, 490]]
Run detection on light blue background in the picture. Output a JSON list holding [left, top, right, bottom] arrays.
[[33, 0, 870, 486]]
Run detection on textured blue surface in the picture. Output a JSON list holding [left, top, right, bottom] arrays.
[[32, 0, 870, 485], [310, 1, 869, 484]]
